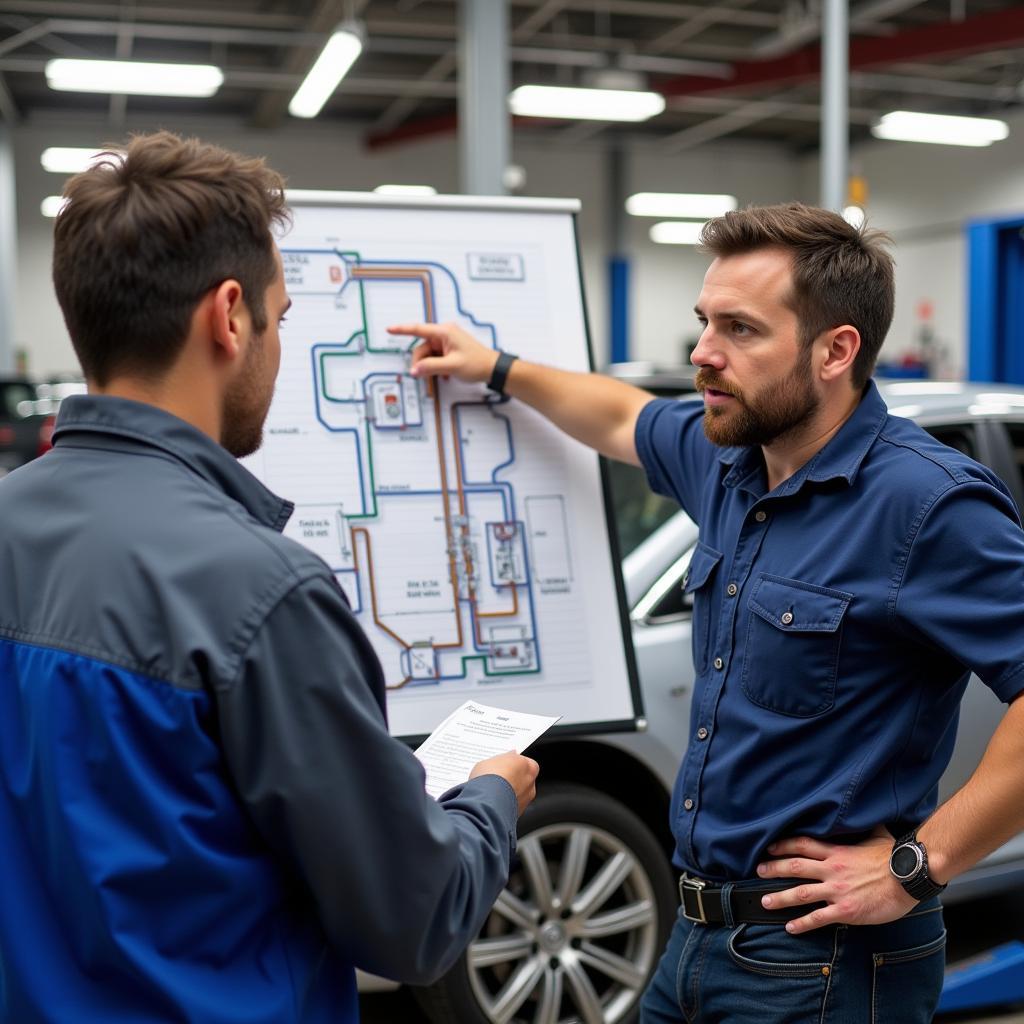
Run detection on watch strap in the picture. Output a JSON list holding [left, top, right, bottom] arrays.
[[892, 830, 947, 902], [487, 351, 518, 395]]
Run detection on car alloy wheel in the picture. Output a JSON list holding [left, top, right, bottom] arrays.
[[416, 784, 676, 1024]]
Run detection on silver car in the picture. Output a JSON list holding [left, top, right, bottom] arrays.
[[408, 379, 1024, 1024]]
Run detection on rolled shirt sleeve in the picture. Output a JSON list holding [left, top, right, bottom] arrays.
[[634, 397, 720, 522], [214, 573, 519, 985], [893, 479, 1024, 704]]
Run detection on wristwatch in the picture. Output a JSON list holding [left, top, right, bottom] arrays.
[[487, 351, 518, 396], [889, 830, 947, 902]]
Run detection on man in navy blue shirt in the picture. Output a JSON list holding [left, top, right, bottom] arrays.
[[392, 202, 1024, 1023]]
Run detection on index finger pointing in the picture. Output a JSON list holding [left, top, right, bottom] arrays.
[[387, 322, 441, 337]]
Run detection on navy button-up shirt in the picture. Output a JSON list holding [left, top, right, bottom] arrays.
[[635, 381, 1024, 881]]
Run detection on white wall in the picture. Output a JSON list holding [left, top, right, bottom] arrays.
[[10, 114, 801, 376], [627, 143, 807, 365], [801, 107, 1024, 379]]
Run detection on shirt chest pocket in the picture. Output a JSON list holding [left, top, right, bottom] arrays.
[[684, 541, 722, 674], [741, 575, 852, 718]]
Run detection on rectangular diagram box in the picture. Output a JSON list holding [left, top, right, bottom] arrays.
[[244, 194, 642, 739]]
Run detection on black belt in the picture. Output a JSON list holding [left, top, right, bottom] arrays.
[[679, 874, 827, 926]]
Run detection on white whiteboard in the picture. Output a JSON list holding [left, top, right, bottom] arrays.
[[244, 193, 641, 738]]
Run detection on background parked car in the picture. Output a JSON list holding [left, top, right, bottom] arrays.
[[407, 377, 1024, 1024], [0, 377, 85, 477]]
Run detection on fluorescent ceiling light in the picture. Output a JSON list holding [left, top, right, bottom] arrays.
[[45, 58, 223, 97], [509, 84, 665, 122], [40, 147, 118, 173], [374, 184, 438, 196], [40, 195, 67, 218], [871, 110, 1009, 147], [626, 192, 737, 218], [289, 26, 363, 119], [650, 221, 706, 245]]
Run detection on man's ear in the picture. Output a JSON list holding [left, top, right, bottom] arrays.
[[819, 324, 861, 384], [209, 279, 247, 362]]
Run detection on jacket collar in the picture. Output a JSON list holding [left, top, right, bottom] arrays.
[[53, 394, 294, 532], [718, 379, 888, 496]]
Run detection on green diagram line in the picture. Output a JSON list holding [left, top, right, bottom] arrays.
[[460, 654, 542, 679], [348, 421, 378, 520]]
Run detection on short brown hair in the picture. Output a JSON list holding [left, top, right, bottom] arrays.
[[699, 203, 894, 389], [52, 131, 289, 385]]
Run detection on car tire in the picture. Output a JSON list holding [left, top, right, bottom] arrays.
[[413, 782, 677, 1024]]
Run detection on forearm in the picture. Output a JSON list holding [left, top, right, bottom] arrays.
[[396, 320, 656, 463], [503, 357, 655, 465], [222, 577, 519, 982], [919, 692, 1024, 883]]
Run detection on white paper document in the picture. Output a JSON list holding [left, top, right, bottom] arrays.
[[414, 701, 561, 799]]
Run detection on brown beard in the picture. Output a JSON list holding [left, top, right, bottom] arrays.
[[695, 345, 819, 448], [221, 330, 275, 458]]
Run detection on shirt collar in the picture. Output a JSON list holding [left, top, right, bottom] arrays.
[[53, 394, 294, 532], [718, 379, 888, 494]]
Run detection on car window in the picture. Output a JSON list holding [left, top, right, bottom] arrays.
[[606, 460, 680, 557], [1000, 422, 1024, 495], [924, 423, 977, 459]]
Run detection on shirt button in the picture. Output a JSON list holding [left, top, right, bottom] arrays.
[[755, 510, 767, 523], [684, 798, 695, 811], [697, 727, 709, 740], [713, 656, 724, 670], [781, 611, 794, 625], [726, 583, 738, 596]]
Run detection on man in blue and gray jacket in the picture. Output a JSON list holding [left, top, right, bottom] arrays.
[[0, 131, 539, 1023]]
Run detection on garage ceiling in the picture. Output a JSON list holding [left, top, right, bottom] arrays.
[[1, 0, 1023, 153]]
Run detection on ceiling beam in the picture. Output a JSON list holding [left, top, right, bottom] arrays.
[[646, 0, 762, 57], [515, 0, 778, 28], [37, 17, 327, 47], [753, 0, 929, 59], [371, 49, 456, 134], [512, 0, 566, 43], [850, 69, 1018, 100], [661, 98, 793, 152], [666, 93, 878, 124], [657, 3, 1024, 98], [0, 1, 302, 27]]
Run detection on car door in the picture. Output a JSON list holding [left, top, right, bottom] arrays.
[[914, 417, 1024, 894]]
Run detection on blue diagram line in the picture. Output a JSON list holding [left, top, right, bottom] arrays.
[[453, 402, 518, 523], [309, 344, 369, 513], [346, 258, 500, 349]]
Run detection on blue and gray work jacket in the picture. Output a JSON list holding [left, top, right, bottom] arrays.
[[0, 394, 518, 1023]]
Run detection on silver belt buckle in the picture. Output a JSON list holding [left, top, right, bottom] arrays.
[[678, 873, 708, 924]]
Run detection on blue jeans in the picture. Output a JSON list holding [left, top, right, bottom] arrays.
[[640, 896, 945, 1024]]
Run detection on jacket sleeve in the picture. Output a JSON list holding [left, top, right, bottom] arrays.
[[214, 572, 519, 984]]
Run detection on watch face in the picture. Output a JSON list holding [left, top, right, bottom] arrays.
[[891, 843, 923, 880]]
